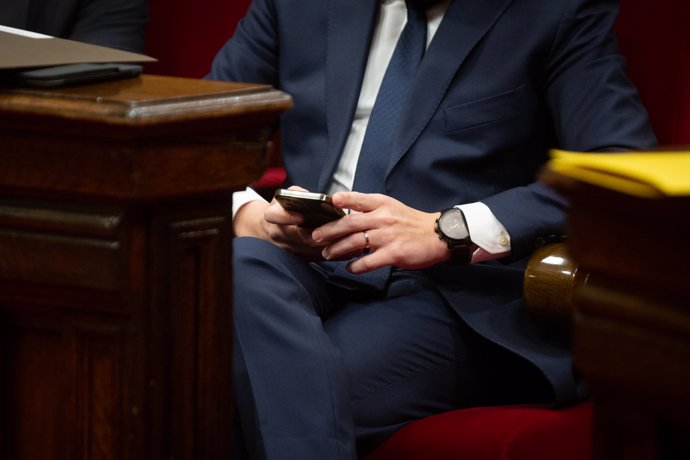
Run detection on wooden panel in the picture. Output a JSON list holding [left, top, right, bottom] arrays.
[[0, 76, 290, 130], [543, 168, 690, 460], [147, 200, 233, 459], [0, 202, 123, 292], [0, 316, 129, 460], [73, 321, 127, 460], [0, 75, 288, 460], [0, 133, 270, 201], [1, 318, 69, 459], [0, 231, 121, 291], [0, 75, 291, 201]]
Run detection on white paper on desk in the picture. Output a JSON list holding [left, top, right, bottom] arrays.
[[0, 25, 156, 69]]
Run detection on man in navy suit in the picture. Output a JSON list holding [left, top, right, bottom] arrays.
[[209, 0, 656, 458]]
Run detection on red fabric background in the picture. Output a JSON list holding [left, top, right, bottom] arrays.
[[616, 0, 690, 145], [144, 0, 251, 78], [143, 0, 690, 146]]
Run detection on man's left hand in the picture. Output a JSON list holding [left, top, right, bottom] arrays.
[[311, 191, 450, 273]]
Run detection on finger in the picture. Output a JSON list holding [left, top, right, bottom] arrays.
[[322, 229, 370, 260], [331, 191, 386, 213], [268, 220, 323, 255], [312, 212, 363, 243], [265, 200, 303, 226], [268, 185, 310, 224], [347, 249, 388, 274]]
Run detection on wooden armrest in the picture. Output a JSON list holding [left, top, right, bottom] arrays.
[[523, 243, 588, 330]]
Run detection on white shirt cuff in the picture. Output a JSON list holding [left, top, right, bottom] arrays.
[[456, 202, 511, 262], [232, 187, 267, 219]]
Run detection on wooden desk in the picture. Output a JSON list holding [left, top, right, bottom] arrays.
[[543, 171, 690, 459], [0, 75, 291, 459]]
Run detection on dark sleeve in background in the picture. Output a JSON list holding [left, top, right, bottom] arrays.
[[0, 0, 148, 53]]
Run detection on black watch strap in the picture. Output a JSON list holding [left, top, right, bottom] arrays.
[[435, 208, 473, 265], [446, 244, 472, 264]]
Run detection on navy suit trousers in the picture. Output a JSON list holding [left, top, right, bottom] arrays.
[[231, 237, 549, 460]]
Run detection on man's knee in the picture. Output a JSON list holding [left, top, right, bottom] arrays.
[[233, 236, 277, 265]]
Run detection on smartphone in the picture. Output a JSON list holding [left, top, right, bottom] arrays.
[[8, 63, 143, 88], [274, 189, 345, 227]]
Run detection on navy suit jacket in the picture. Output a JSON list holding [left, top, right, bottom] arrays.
[[209, 0, 656, 405]]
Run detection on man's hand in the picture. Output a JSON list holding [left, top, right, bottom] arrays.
[[232, 187, 327, 260], [312, 191, 450, 273]]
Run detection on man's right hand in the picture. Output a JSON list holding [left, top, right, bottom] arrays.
[[232, 196, 327, 260]]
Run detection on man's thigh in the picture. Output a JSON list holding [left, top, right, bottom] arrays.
[[233, 236, 341, 317], [323, 271, 484, 453]]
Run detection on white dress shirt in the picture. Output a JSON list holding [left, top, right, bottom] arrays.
[[233, 0, 511, 262]]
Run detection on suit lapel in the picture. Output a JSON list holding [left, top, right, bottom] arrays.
[[318, 0, 379, 191], [385, 0, 514, 178]]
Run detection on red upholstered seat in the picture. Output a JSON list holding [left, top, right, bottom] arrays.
[[364, 403, 593, 460]]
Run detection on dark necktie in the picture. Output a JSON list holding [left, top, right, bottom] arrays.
[[322, 4, 427, 292], [352, 4, 427, 193]]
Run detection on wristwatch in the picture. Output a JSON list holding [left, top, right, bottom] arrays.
[[434, 208, 473, 264]]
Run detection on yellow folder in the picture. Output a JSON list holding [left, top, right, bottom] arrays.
[[548, 149, 690, 198]]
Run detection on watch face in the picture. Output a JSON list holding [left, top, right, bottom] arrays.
[[440, 209, 470, 241]]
